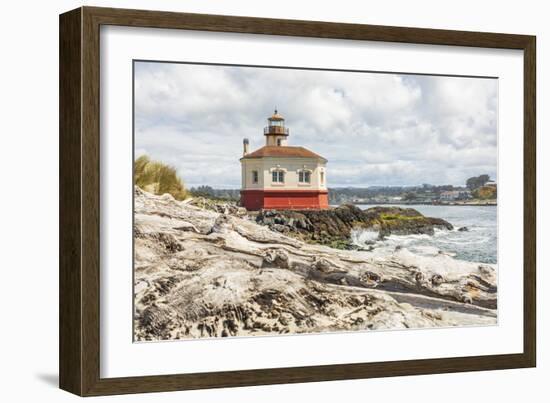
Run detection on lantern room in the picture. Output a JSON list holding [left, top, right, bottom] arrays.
[[264, 109, 289, 146]]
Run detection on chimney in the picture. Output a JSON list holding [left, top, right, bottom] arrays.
[[243, 138, 249, 156]]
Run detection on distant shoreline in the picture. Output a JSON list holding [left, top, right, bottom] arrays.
[[344, 201, 498, 207]]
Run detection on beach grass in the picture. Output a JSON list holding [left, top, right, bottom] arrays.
[[134, 155, 188, 200]]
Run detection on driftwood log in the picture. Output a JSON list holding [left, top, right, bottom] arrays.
[[134, 188, 497, 341]]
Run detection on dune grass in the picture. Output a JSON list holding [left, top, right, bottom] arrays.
[[134, 155, 188, 200]]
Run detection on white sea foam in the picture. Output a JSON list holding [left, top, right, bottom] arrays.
[[354, 205, 497, 264], [350, 228, 379, 245], [392, 248, 494, 276]]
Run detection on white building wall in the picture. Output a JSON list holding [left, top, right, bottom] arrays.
[[241, 157, 327, 191], [241, 161, 264, 189], [265, 136, 289, 146]]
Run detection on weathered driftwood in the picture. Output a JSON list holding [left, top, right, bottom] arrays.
[[134, 188, 497, 341]]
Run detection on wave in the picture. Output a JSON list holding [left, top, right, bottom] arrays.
[[351, 227, 496, 265], [350, 228, 379, 245]]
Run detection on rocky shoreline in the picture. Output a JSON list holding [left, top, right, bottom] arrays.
[[255, 205, 453, 249], [133, 188, 497, 341]]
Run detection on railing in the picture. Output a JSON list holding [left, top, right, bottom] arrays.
[[264, 126, 289, 135]]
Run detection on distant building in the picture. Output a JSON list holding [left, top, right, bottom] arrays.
[[440, 190, 472, 201], [484, 180, 497, 188], [240, 110, 328, 210]]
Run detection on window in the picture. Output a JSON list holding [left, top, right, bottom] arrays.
[[320, 171, 325, 185], [277, 139, 282, 146], [252, 170, 258, 184], [272, 170, 284, 183], [298, 170, 311, 183]]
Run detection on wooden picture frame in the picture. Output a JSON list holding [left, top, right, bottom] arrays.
[[59, 6, 536, 396]]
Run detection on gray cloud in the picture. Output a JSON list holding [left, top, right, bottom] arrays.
[[134, 62, 497, 188]]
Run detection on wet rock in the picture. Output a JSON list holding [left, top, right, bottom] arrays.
[[254, 205, 453, 249]]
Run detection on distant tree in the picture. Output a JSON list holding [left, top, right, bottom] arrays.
[[466, 174, 490, 190], [473, 186, 497, 200], [403, 192, 417, 201], [435, 185, 454, 192], [191, 185, 215, 197], [188, 186, 240, 201]]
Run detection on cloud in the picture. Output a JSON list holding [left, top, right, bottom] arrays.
[[134, 62, 497, 188]]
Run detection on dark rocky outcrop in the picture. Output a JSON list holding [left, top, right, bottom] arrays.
[[255, 205, 453, 249]]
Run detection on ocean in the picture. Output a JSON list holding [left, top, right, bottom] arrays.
[[352, 205, 497, 264]]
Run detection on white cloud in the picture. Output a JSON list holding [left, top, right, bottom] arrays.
[[134, 62, 497, 188]]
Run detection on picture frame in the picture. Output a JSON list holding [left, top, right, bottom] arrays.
[[59, 6, 536, 396]]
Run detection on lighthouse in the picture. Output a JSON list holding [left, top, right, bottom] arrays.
[[240, 110, 328, 210]]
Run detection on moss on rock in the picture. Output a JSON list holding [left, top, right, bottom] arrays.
[[255, 205, 453, 249]]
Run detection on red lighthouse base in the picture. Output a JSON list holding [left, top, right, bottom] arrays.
[[240, 189, 329, 211]]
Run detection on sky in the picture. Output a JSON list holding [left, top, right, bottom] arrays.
[[134, 61, 498, 189]]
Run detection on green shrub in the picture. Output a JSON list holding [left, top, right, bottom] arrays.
[[134, 155, 188, 200], [472, 186, 497, 200]]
